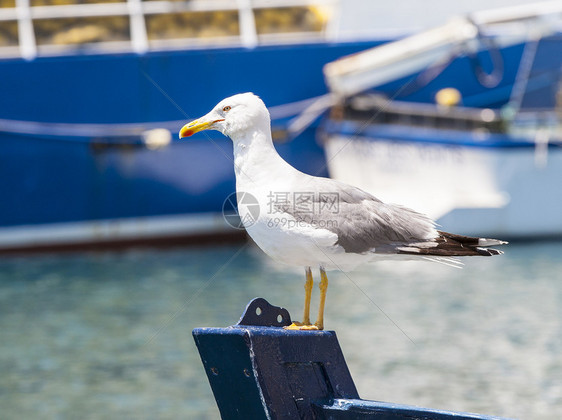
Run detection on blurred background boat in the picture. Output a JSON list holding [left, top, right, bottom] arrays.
[[321, 1, 562, 239], [2, 1, 561, 252], [0, 0, 388, 252]]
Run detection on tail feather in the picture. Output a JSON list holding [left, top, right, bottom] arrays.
[[439, 231, 508, 248], [398, 230, 506, 257]]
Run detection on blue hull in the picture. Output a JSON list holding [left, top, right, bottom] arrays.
[[0, 41, 384, 249]]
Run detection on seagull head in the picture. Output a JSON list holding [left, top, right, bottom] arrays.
[[179, 93, 270, 141]]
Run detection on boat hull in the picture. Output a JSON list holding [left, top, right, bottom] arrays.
[[0, 40, 385, 251], [323, 123, 562, 239]]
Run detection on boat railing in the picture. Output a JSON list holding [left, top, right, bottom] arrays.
[[348, 94, 501, 122], [331, 94, 562, 141], [337, 94, 505, 133], [508, 110, 562, 140], [0, 0, 338, 60]]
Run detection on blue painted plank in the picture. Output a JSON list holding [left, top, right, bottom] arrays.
[[193, 326, 358, 419]]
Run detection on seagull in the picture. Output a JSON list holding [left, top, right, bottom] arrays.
[[179, 93, 506, 330]]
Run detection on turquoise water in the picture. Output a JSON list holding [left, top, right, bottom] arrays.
[[0, 241, 560, 419]]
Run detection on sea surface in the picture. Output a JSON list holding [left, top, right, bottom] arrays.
[[0, 241, 560, 419]]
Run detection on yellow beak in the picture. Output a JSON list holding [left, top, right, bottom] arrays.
[[179, 118, 224, 139]]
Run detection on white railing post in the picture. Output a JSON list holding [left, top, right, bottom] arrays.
[[127, 0, 148, 54], [15, 0, 36, 60], [325, 0, 340, 41], [237, 0, 258, 48]]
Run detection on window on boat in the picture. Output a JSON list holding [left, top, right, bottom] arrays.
[[34, 16, 130, 47], [0, 0, 16, 59], [146, 10, 240, 47], [254, 6, 329, 36], [0, 19, 18, 48]]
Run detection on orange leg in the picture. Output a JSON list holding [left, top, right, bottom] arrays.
[[303, 267, 313, 325], [315, 267, 328, 330], [284, 267, 319, 330]]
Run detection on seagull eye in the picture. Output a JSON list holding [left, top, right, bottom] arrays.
[[222, 106, 231, 112]]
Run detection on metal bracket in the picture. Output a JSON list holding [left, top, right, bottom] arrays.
[[236, 297, 292, 327]]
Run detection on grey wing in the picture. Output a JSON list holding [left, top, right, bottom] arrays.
[[274, 177, 437, 254]]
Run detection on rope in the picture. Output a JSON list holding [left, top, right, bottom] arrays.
[[0, 95, 326, 143]]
